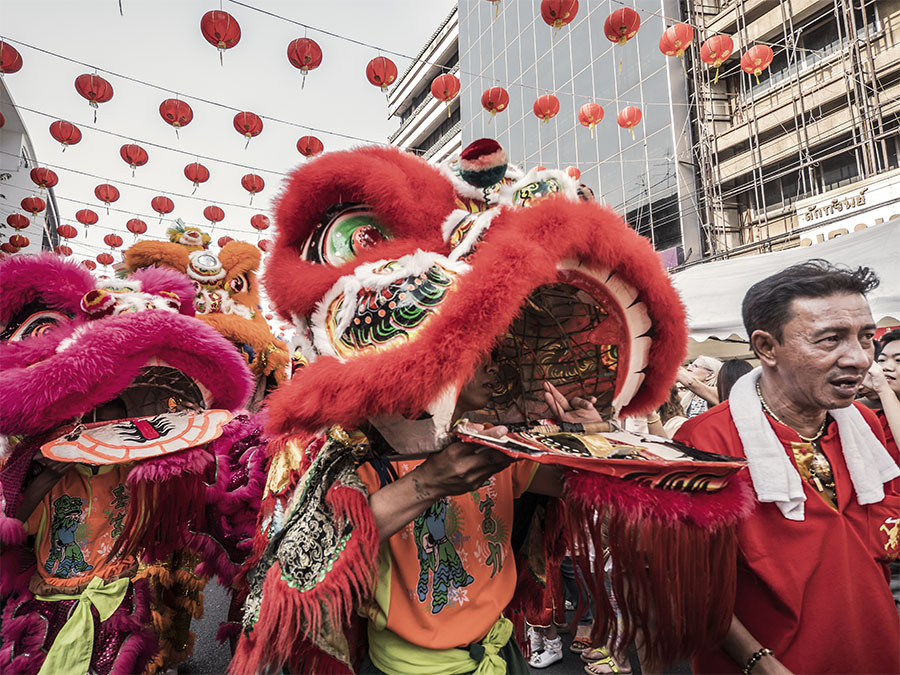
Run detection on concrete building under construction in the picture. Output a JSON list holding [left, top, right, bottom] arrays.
[[687, 0, 900, 261]]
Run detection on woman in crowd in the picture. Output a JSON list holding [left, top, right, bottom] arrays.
[[676, 356, 722, 417]]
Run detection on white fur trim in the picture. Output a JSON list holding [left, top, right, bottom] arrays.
[[446, 210, 501, 263], [511, 168, 581, 205], [290, 314, 319, 362]]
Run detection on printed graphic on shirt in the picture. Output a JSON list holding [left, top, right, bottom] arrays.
[[882, 516, 899, 555], [103, 483, 129, 540], [45, 494, 93, 578], [413, 498, 474, 614], [473, 481, 510, 578]]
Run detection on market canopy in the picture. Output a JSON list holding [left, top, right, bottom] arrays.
[[672, 220, 899, 344]]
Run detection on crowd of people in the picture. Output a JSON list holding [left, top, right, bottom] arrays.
[[1, 142, 898, 675]]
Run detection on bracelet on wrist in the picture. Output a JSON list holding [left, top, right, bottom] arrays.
[[742, 647, 773, 674], [646, 415, 662, 424]]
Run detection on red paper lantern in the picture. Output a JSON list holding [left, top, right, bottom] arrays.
[[297, 135, 324, 157], [49, 121, 82, 151], [57, 224, 78, 239], [578, 102, 604, 137], [126, 218, 147, 239], [566, 166, 581, 180], [96, 252, 115, 267], [120, 144, 148, 176], [287, 38, 323, 88], [257, 238, 272, 252], [159, 98, 194, 136], [95, 183, 120, 214], [8, 214, 30, 231], [431, 73, 461, 116], [54, 244, 73, 257], [0, 112, 3, 128], [21, 197, 46, 216], [700, 35, 734, 83], [76, 209, 99, 230], [233, 112, 263, 148], [250, 214, 270, 232], [241, 174, 265, 204], [533, 94, 560, 122], [481, 87, 510, 119], [217, 236, 234, 248], [74, 73, 114, 122], [200, 10, 241, 65], [366, 56, 398, 92], [741, 44, 775, 83], [103, 233, 123, 249], [659, 23, 694, 58], [0, 41, 23, 75], [541, 0, 579, 33], [10, 234, 29, 249], [82, 259, 97, 271], [30, 168, 59, 190], [151, 196, 174, 222], [617, 106, 643, 139], [184, 162, 210, 193], [1, 243, 19, 255], [604, 8, 641, 46], [203, 205, 225, 228]]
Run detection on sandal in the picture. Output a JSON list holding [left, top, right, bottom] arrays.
[[581, 647, 632, 675], [569, 637, 592, 654]]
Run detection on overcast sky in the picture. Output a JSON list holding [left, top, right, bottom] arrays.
[[1, 0, 455, 266]]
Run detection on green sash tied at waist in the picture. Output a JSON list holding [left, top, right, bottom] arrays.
[[368, 615, 513, 675], [36, 576, 130, 675]]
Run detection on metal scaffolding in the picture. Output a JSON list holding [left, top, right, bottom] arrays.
[[684, 0, 896, 261]]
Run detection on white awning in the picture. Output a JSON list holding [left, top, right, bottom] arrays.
[[672, 220, 900, 342]]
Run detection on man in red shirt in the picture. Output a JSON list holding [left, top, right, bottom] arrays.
[[676, 260, 900, 675]]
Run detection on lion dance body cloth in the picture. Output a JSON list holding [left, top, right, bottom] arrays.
[[231, 143, 754, 674], [0, 254, 267, 674]]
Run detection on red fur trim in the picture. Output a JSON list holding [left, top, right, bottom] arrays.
[[265, 197, 686, 436], [231, 481, 377, 674], [111, 456, 210, 561], [266, 147, 457, 322], [564, 471, 752, 669]]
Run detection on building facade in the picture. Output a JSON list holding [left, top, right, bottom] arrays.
[[687, 0, 900, 259], [388, 6, 462, 164], [457, 0, 702, 265], [1, 79, 60, 254]]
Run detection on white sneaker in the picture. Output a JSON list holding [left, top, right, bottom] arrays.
[[526, 625, 544, 655], [529, 636, 563, 669]]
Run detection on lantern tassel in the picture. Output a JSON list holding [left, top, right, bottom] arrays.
[[488, 111, 495, 125], [244, 136, 251, 150], [618, 59, 623, 74], [590, 124, 595, 139], [302, 72, 307, 90], [131, 167, 136, 178], [630, 128, 635, 141], [118, 0, 123, 16], [175, 128, 180, 140], [446, 102, 452, 118], [62, 145, 68, 153], [714, 67, 720, 84], [192, 183, 198, 195], [105, 204, 110, 216], [219, 49, 224, 67], [755, 73, 761, 85], [494, 1, 499, 20], [249, 194, 254, 206]]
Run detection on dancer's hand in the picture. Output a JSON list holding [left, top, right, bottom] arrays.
[[542, 381, 602, 424]]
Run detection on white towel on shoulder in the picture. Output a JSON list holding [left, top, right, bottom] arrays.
[[729, 367, 900, 521]]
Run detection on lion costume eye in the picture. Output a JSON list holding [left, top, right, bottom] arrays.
[[1, 309, 70, 342], [229, 273, 249, 294], [300, 203, 392, 266]]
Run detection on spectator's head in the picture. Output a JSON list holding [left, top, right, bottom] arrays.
[[877, 329, 900, 397], [717, 359, 753, 402], [685, 355, 722, 385], [742, 260, 878, 411]]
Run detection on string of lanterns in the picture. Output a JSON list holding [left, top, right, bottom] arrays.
[[0, 3, 779, 267]]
